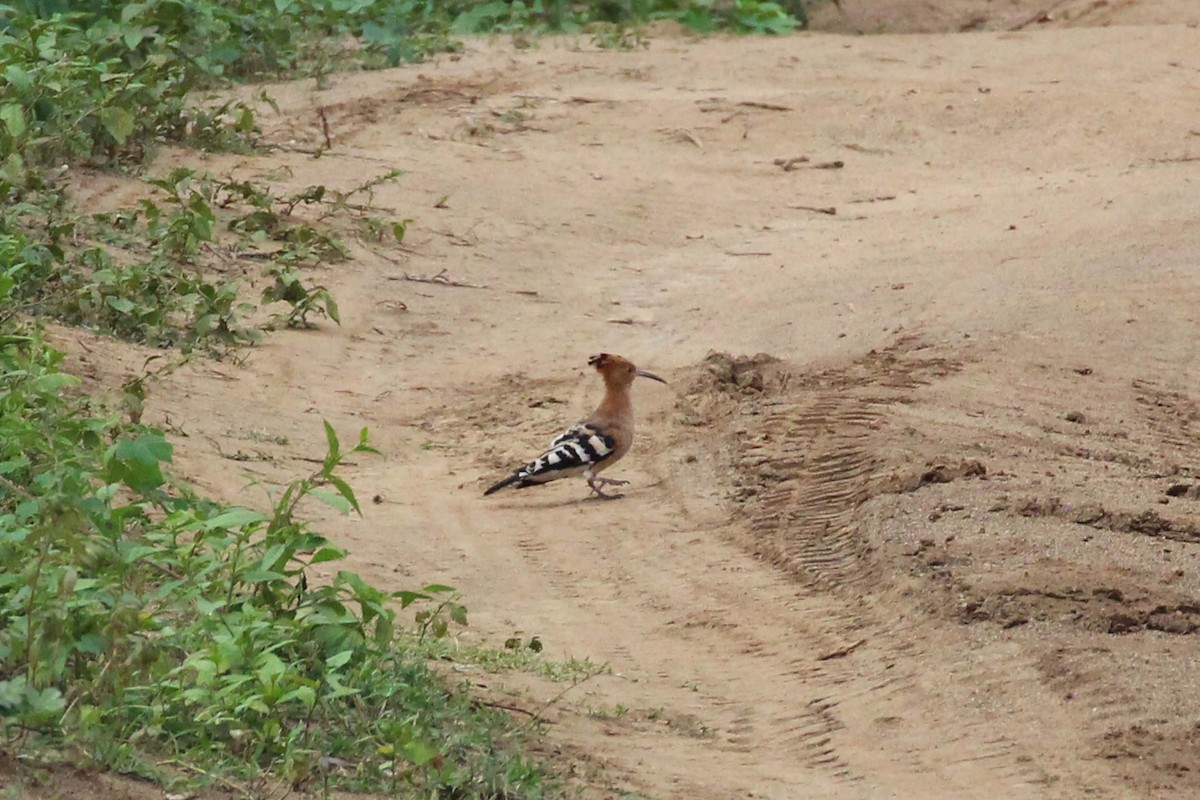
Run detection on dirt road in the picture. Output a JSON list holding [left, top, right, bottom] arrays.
[[64, 5, 1200, 798]]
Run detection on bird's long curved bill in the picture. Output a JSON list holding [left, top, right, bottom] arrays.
[[636, 369, 668, 385]]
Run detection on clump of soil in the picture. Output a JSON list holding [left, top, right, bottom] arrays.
[[882, 458, 988, 494], [998, 497, 1200, 543], [697, 351, 781, 394], [960, 588, 1200, 636]]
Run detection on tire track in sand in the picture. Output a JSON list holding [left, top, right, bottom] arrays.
[[699, 343, 1128, 799]]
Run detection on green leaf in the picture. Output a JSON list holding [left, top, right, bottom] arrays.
[[309, 546, 346, 565], [392, 219, 410, 243], [401, 738, 441, 767], [204, 507, 268, 530], [0, 153, 25, 185], [323, 673, 360, 699], [28, 373, 79, 394], [326, 474, 360, 515], [196, 598, 222, 615], [256, 652, 286, 683], [26, 686, 65, 718], [189, 657, 217, 686], [214, 641, 244, 672], [0, 104, 26, 138], [14, 499, 38, 522], [322, 420, 340, 467], [235, 105, 255, 133], [240, 696, 270, 715], [99, 107, 136, 144], [76, 634, 108, 655], [0, 455, 28, 474], [120, 3, 146, 23], [106, 296, 136, 313], [240, 568, 287, 583], [326, 649, 353, 669], [120, 543, 159, 564], [373, 614, 394, 647], [451, 1, 509, 33], [104, 433, 173, 493], [309, 488, 352, 514], [322, 291, 340, 325], [120, 433, 173, 462], [302, 604, 356, 626], [279, 686, 315, 706], [260, 542, 288, 571], [209, 41, 244, 65], [393, 590, 431, 608], [0, 677, 26, 709], [4, 66, 32, 92]]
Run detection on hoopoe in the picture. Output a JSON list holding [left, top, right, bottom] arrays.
[[484, 353, 668, 499]]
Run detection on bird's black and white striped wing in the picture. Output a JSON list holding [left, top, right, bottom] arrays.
[[486, 423, 616, 494], [526, 423, 617, 482]]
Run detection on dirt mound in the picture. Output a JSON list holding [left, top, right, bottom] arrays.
[[695, 351, 781, 394]]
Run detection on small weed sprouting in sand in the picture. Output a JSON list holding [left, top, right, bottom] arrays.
[[587, 703, 630, 720], [261, 267, 341, 329], [421, 635, 612, 684]]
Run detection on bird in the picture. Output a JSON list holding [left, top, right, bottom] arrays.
[[483, 353, 668, 499]]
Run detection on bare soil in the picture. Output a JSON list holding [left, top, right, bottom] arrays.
[[7, 1, 1200, 797]]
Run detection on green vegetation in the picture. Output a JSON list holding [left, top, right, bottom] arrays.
[[448, 0, 820, 37], [0, 358, 548, 794], [0, 1, 544, 793], [1, 0, 826, 794], [425, 637, 613, 684]]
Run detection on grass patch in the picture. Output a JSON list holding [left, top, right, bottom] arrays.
[[426, 638, 613, 684]]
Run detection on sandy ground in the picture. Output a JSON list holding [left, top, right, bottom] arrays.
[[9, 1, 1200, 798], [809, 0, 1200, 32]]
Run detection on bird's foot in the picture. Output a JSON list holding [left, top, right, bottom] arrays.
[[592, 478, 630, 487], [587, 478, 627, 500]]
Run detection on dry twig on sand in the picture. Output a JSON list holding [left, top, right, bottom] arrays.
[[817, 639, 867, 661], [387, 268, 486, 289]]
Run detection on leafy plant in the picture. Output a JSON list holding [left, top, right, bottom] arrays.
[[1, 160, 410, 352], [0, 333, 548, 795], [261, 267, 340, 329], [444, 0, 823, 35]]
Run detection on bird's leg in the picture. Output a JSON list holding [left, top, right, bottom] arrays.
[[591, 477, 629, 487], [586, 476, 625, 500]]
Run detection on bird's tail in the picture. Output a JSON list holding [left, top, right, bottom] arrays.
[[483, 473, 520, 496]]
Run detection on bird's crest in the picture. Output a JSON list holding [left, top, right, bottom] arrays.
[[589, 353, 634, 372]]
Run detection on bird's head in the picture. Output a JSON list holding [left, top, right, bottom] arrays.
[[588, 353, 667, 387]]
